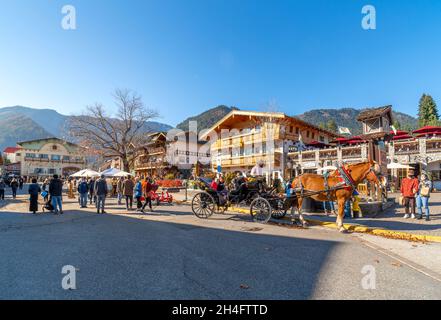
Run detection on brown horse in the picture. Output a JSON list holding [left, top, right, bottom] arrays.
[[292, 161, 379, 233]]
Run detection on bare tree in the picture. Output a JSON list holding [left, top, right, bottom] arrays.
[[68, 89, 159, 171]]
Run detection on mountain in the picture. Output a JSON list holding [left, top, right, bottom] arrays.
[[297, 108, 418, 135], [0, 106, 173, 152], [176, 105, 238, 132]]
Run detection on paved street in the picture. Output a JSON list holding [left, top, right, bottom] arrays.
[[1, 188, 441, 299]]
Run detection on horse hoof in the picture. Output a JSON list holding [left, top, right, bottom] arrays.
[[339, 227, 348, 234], [302, 221, 309, 228]]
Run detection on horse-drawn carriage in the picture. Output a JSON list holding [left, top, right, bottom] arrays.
[[191, 161, 384, 232], [191, 177, 291, 223]]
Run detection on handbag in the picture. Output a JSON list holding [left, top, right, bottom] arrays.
[[420, 185, 430, 197]]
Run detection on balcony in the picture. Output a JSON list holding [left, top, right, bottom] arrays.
[[341, 146, 362, 159], [394, 141, 419, 155]]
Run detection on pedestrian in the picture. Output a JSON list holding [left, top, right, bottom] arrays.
[[19, 177, 24, 190], [49, 174, 63, 215], [400, 169, 419, 219], [77, 177, 89, 208], [28, 178, 41, 214], [0, 179, 5, 200], [117, 177, 124, 205], [94, 174, 108, 214], [416, 172, 433, 221], [111, 178, 118, 197], [134, 177, 143, 211], [122, 176, 135, 211], [42, 178, 49, 202], [141, 177, 154, 213], [10, 178, 19, 199], [88, 178, 96, 205]]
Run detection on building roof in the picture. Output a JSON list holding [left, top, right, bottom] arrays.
[[3, 147, 21, 154], [356, 105, 393, 123], [200, 110, 341, 140], [16, 137, 81, 153]]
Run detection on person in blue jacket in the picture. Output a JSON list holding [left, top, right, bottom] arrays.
[[134, 177, 143, 211], [77, 177, 89, 208]]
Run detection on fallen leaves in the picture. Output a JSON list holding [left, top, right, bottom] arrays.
[[240, 284, 250, 289]]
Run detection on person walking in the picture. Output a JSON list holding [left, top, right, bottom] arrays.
[[94, 174, 108, 214], [141, 177, 154, 213], [134, 177, 143, 212], [88, 178, 96, 205], [122, 176, 135, 211], [10, 178, 19, 199], [0, 179, 5, 201], [42, 178, 49, 202], [49, 174, 63, 215], [28, 178, 41, 214], [416, 172, 433, 221], [77, 177, 89, 208], [400, 169, 419, 219], [117, 177, 124, 205]]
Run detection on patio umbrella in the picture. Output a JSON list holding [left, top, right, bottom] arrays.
[[82, 169, 100, 177], [317, 166, 337, 172], [113, 170, 132, 177], [413, 126, 441, 134], [393, 134, 414, 140], [387, 162, 412, 169], [70, 169, 87, 177], [101, 168, 123, 177]]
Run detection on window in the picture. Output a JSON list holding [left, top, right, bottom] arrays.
[[26, 153, 36, 158], [51, 155, 61, 161], [48, 169, 56, 174], [306, 131, 310, 138], [39, 154, 49, 159], [319, 136, 325, 142], [312, 132, 315, 139], [52, 145, 58, 150], [295, 127, 299, 134], [63, 156, 70, 161]]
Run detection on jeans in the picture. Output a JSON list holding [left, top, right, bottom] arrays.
[[416, 195, 430, 217], [97, 195, 106, 211], [117, 192, 123, 205], [79, 193, 88, 207], [12, 188, 17, 199], [125, 195, 133, 209], [89, 193, 96, 204], [404, 197, 416, 214], [142, 196, 152, 211], [52, 196, 63, 214], [323, 201, 335, 213]]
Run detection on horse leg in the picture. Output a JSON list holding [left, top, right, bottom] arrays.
[[296, 198, 309, 227], [336, 198, 347, 233]]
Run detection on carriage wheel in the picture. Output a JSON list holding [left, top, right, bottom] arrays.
[[250, 197, 272, 223], [192, 192, 216, 219], [271, 198, 287, 219]]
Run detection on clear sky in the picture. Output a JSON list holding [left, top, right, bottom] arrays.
[[1, 0, 440, 126]]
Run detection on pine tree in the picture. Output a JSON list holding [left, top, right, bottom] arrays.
[[418, 94, 439, 127], [326, 119, 337, 133]]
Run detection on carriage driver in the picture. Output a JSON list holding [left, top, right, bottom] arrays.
[[251, 160, 265, 177]]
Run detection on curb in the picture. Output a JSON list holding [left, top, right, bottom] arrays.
[[229, 207, 441, 244]]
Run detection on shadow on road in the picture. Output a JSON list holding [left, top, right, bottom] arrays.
[[0, 210, 339, 300]]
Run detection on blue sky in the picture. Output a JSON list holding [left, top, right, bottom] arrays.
[[1, 0, 441, 126]]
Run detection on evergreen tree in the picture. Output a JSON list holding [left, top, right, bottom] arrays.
[[418, 94, 439, 127], [326, 119, 338, 133]]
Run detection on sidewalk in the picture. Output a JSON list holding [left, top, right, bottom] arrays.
[[299, 193, 441, 242]]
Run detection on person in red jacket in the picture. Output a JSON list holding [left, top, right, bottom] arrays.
[[141, 177, 154, 213], [400, 169, 419, 219]]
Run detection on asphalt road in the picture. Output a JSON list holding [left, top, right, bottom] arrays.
[[1, 193, 441, 299]]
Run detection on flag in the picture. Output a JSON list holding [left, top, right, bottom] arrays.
[[338, 126, 351, 135], [390, 125, 397, 135]]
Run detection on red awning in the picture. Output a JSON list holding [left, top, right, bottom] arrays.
[[390, 130, 409, 136], [306, 140, 330, 148], [415, 132, 441, 138], [413, 126, 441, 134], [393, 134, 414, 140]]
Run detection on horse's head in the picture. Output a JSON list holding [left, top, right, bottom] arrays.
[[345, 161, 379, 184]]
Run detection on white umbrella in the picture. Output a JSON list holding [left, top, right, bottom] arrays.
[[317, 166, 337, 172], [387, 162, 412, 169], [82, 169, 100, 177], [70, 169, 87, 177], [113, 170, 132, 177], [101, 168, 122, 177]]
